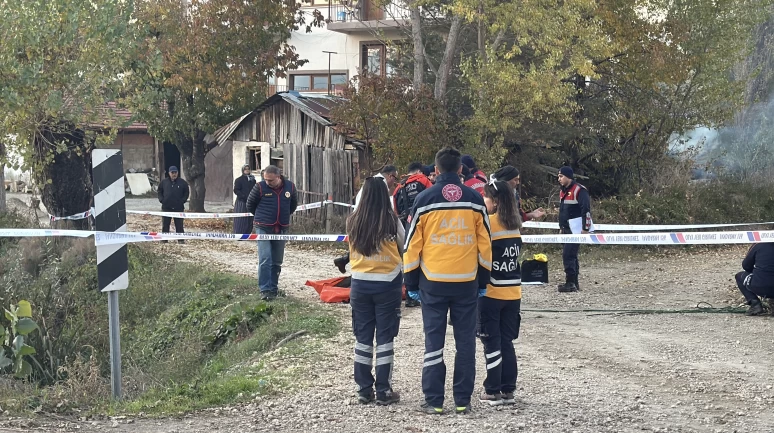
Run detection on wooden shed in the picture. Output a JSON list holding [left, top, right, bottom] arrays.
[[204, 91, 360, 208]]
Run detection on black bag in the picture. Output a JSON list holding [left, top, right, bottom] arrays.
[[521, 259, 548, 284]]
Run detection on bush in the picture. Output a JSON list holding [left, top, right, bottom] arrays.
[[594, 178, 774, 225]]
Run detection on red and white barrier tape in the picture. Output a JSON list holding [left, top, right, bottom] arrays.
[[50, 208, 95, 221], [89, 229, 774, 246], [126, 210, 253, 218], [522, 221, 774, 231]]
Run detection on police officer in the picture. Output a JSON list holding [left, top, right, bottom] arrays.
[[734, 243, 774, 315], [404, 146, 492, 415], [557, 166, 591, 293]]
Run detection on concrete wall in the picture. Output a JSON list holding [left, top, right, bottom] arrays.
[[105, 132, 156, 172]]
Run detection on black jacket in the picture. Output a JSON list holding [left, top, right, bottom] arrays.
[[158, 177, 190, 211], [559, 181, 591, 232], [742, 243, 774, 288], [234, 174, 256, 203]]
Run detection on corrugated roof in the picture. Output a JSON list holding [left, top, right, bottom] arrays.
[[92, 102, 148, 131], [205, 91, 343, 147]]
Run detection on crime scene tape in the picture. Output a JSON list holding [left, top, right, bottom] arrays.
[[50, 208, 95, 221], [126, 210, 253, 218], [522, 221, 774, 231], [0, 229, 94, 238], [87, 229, 774, 246]]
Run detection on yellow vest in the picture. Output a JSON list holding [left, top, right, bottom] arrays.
[[486, 214, 522, 300]]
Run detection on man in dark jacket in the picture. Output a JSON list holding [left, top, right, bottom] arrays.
[[735, 243, 774, 316], [557, 166, 590, 293], [404, 146, 492, 415], [246, 165, 298, 301], [157, 166, 189, 243], [393, 162, 433, 228]]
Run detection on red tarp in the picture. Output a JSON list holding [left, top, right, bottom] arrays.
[[305, 277, 407, 303]]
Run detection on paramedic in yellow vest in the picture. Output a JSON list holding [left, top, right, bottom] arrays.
[[477, 179, 523, 406], [404, 146, 492, 415], [347, 177, 403, 406]]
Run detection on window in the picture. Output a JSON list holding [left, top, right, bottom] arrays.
[[290, 73, 348, 92], [361, 43, 386, 76], [248, 148, 261, 171]]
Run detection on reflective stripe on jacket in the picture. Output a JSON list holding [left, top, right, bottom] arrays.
[[403, 172, 492, 296], [486, 214, 522, 300]]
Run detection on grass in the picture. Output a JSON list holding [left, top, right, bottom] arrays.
[[0, 227, 340, 417]]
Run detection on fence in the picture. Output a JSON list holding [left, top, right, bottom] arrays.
[[292, 189, 353, 233]]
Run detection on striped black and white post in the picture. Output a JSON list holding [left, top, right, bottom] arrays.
[[92, 149, 128, 399]]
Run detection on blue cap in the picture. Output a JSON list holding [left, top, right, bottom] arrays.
[[169, 166, 179, 173]]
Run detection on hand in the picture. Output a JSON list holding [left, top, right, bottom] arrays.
[[478, 288, 487, 298], [529, 208, 546, 219]]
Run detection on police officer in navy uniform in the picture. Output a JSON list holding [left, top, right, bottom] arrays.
[[557, 166, 591, 293], [404, 146, 492, 415], [735, 243, 774, 315], [246, 165, 298, 301]]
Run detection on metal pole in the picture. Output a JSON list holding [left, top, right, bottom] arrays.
[[108, 290, 122, 399], [322, 51, 337, 94]]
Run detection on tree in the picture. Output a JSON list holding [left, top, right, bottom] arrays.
[[330, 75, 453, 172], [0, 0, 137, 226], [128, 0, 323, 212], [457, 0, 772, 194]]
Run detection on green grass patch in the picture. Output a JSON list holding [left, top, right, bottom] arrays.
[[0, 223, 339, 416]]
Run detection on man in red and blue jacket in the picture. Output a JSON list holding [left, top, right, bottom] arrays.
[[246, 165, 298, 301], [557, 166, 590, 293]]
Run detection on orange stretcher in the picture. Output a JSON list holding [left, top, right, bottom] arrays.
[[305, 277, 407, 303]]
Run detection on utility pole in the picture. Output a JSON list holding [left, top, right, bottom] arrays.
[[322, 51, 337, 94]]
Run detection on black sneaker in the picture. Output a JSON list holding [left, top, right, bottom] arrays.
[[747, 301, 764, 316], [478, 391, 503, 406], [333, 256, 348, 274], [419, 403, 443, 415], [405, 298, 420, 308], [558, 282, 578, 293], [260, 292, 278, 301], [501, 392, 515, 405], [376, 390, 400, 406], [455, 405, 471, 415], [358, 390, 375, 404]]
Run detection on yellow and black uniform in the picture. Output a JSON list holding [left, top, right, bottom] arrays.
[[403, 171, 492, 410], [349, 224, 404, 402], [478, 213, 522, 398]]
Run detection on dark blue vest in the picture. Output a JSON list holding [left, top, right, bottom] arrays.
[[253, 180, 295, 227]]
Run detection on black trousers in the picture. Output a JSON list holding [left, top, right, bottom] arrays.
[[477, 297, 521, 395], [420, 289, 477, 408], [735, 271, 774, 304], [162, 217, 184, 243], [350, 286, 402, 398], [562, 243, 580, 279]]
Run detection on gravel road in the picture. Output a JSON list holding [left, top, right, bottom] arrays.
[[2, 218, 774, 433]]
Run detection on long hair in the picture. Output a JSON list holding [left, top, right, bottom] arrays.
[[347, 177, 399, 257], [483, 181, 521, 230]]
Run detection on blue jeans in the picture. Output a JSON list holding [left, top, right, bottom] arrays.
[[256, 226, 287, 294]]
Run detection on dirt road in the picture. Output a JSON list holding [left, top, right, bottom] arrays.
[[3, 231, 774, 433]]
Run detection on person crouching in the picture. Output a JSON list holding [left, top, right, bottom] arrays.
[[735, 243, 774, 315], [347, 177, 404, 405]]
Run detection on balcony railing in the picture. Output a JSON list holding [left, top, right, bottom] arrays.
[[327, 0, 410, 24]]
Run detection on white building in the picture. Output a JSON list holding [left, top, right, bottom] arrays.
[[273, 0, 411, 93]]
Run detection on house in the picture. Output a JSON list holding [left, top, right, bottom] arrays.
[[270, 0, 411, 94], [203, 91, 361, 207], [97, 102, 180, 178]]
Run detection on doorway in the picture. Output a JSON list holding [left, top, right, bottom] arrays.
[[163, 142, 181, 178]]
